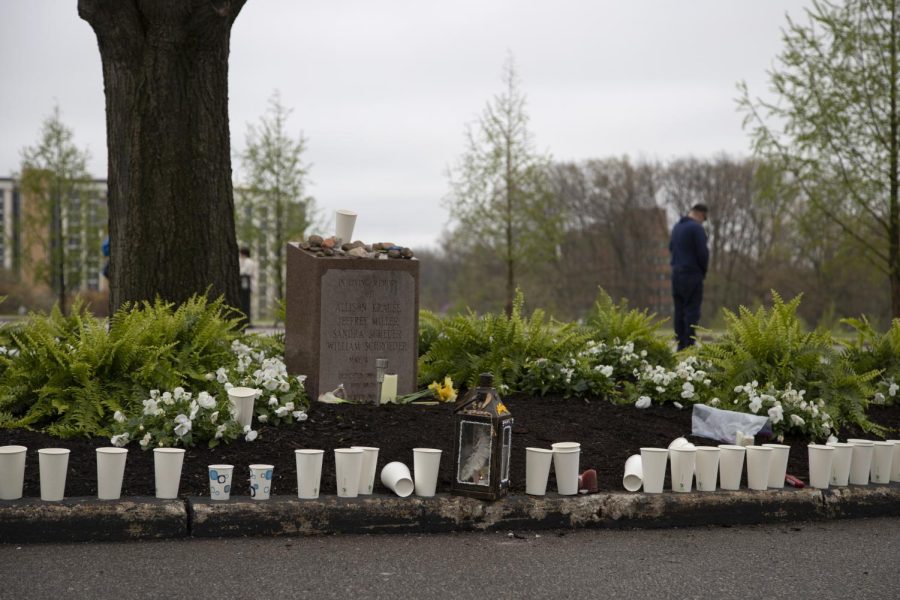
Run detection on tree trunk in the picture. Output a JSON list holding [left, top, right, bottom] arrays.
[[79, 0, 245, 314]]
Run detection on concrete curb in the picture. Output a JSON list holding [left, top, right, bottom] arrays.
[[2, 485, 898, 543], [0, 497, 187, 543]]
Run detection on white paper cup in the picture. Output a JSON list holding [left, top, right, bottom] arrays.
[[762, 443, 790, 488], [694, 447, 720, 492], [380, 461, 414, 497], [887, 440, 900, 482], [622, 454, 643, 492], [745, 446, 772, 491], [208, 464, 234, 500], [718, 445, 746, 490], [526, 448, 554, 495], [38, 448, 70, 502], [335, 448, 364, 497], [295, 449, 324, 499], [351, 446, 380, 495], [96, 447, 128, 500], [826, 442, 853, 486], [807, 444, 834, 489], [553, 447, 580, 495], [669, 447, 696, 493], [413, 448, 442, 497], [153, 448, 185, 499], [668, 437, 692, 450], [227, 386, 259, 429], [249, 464, 274, 500], [871, 441, 894, 484], [848, 439, 874, 485], [640, 448, 668, 494], [0, 445, 27, 500], [335, 209, 358, 243], [551, 442, 581, 451]]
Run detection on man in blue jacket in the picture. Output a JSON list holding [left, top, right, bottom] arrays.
[[669, 204, 709, 350]]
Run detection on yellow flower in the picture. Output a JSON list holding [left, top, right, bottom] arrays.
[[428, 376, 458, 403]]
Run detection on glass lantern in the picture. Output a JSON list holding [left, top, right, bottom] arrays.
[[451, 373, 513, 500]]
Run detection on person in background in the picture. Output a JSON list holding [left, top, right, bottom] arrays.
[[238, 246, 257, 327], [669, 203, 709, 350]]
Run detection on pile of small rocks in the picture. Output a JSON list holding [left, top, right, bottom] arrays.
[[300, 235, 415, 260]]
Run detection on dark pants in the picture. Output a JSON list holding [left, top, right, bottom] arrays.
[[239, 274, 252, 328], [672, 270, 703, 350]]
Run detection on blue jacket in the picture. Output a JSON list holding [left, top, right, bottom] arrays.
[[670, 216, 708, 276]]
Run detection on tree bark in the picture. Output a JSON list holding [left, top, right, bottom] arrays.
[[79, 0, 245, 313]]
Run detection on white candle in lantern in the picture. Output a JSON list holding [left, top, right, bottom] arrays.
[[380, 373, 398, 403]]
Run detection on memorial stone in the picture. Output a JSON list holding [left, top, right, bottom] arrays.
[[285, 242, 419, 402]]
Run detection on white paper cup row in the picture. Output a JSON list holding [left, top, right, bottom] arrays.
[[620, 438, 900, 493]]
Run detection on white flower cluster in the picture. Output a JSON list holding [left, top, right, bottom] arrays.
[[872, 377, 899, 405], [633, 355, 713, 405], [732, 380, 832, 438]]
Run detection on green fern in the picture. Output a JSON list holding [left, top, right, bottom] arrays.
[[585, 288, 673, 367]]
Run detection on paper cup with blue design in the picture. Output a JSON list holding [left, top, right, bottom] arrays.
[[249, 464, 274, 500], [208, 464, 234, 501]]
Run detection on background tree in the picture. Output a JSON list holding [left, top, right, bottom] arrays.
[[78, 0, 246, 313], [739, 0, 900, 317], [19, 106, 97, 314], [237, 91, 314, 310], [445, 55, 562, 315]]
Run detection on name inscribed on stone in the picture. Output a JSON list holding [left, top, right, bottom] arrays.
[[319, 270, 416, 402]]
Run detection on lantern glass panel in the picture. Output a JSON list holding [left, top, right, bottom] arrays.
[[500, 424, 512, 483], [457, 420, 492, 486]]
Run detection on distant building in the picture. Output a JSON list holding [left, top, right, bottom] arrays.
[[0, 175, 108, 297]]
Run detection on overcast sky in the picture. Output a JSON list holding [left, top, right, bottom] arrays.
[[0, 1, 810, 249]]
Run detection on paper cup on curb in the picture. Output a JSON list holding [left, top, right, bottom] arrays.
[[622, 454, 643, 492], [413, 448, 443, 497], [807, 444, 834, 489], [381, 461, 414, 497], [888, 440, 900, 482], [38, 448, 70, 502], [227, 387, 258, 429], [745, 446, 772, 491], [553, 447, 580, 495], [295, 449, 324, 499], [335, 209, 358, 243], [351, 447, 380, 495], [96, 447, 128, 500], [0, 445, 27, 500], [870, 441, 894, 484], [640, 448, 668, 493], [762, 443, 790, 488], [208, 464, 234, 500], [694, 447, 720, 492], [335, 448, 364, 497], [526, 448, 554, 495], [826, 442, 853, 486], [249, 464, 274, 500], [848, 439, 874, 485], [154, 448, 185, 499], [669, 447, 696, 493], [718, 445, 746, 491]]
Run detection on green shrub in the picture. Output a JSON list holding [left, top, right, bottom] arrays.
[[697, 292, 882, 438], [841, 316, 900, 406], [584, 289, 673, 368]]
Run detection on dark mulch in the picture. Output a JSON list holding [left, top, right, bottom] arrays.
[[2, 398, 898, 498]]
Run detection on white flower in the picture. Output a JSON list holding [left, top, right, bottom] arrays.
[[174, 414, 192, 437], [205, 372, 215, 381], [197, 391, 216, 410], [111, 433, 129, 447], [139, 432, 152, 448], [275, 406, 289, 417], [142, 398, 163, 417], [215, 424, 227, 439], [874, 392, 886, 404], [258, 414, 269, 423], [790, 414, 806, 427], [601, 365, 614, 378], [827, 434, 838, 444], [113, 410, 125, 423], [709, 397, 720, 406], [268, 396, 279, 407], [293, 411, 307, 421], [279, 381, 290, 392], [635, 396, 651, 409], [297, 375, 307, 386], [161, 391, 174, 405], [890, 383, 899, 397], [674, 401, 683, 409], [188, 401, 200, 421], [748, 397, 763, 414], [284, 402, 294, 411], [209, 411, 219, 424], [768, 405, 784, 424], [224, 382, 233, 391], [173, 387, 185, 400], [216, 367, 229, 384], [245, 428, 258, 442]]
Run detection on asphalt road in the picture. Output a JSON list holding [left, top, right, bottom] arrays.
[[2, 518, 898, 600]]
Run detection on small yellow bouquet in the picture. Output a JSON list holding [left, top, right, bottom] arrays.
[[395, 376, 458, 405]]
